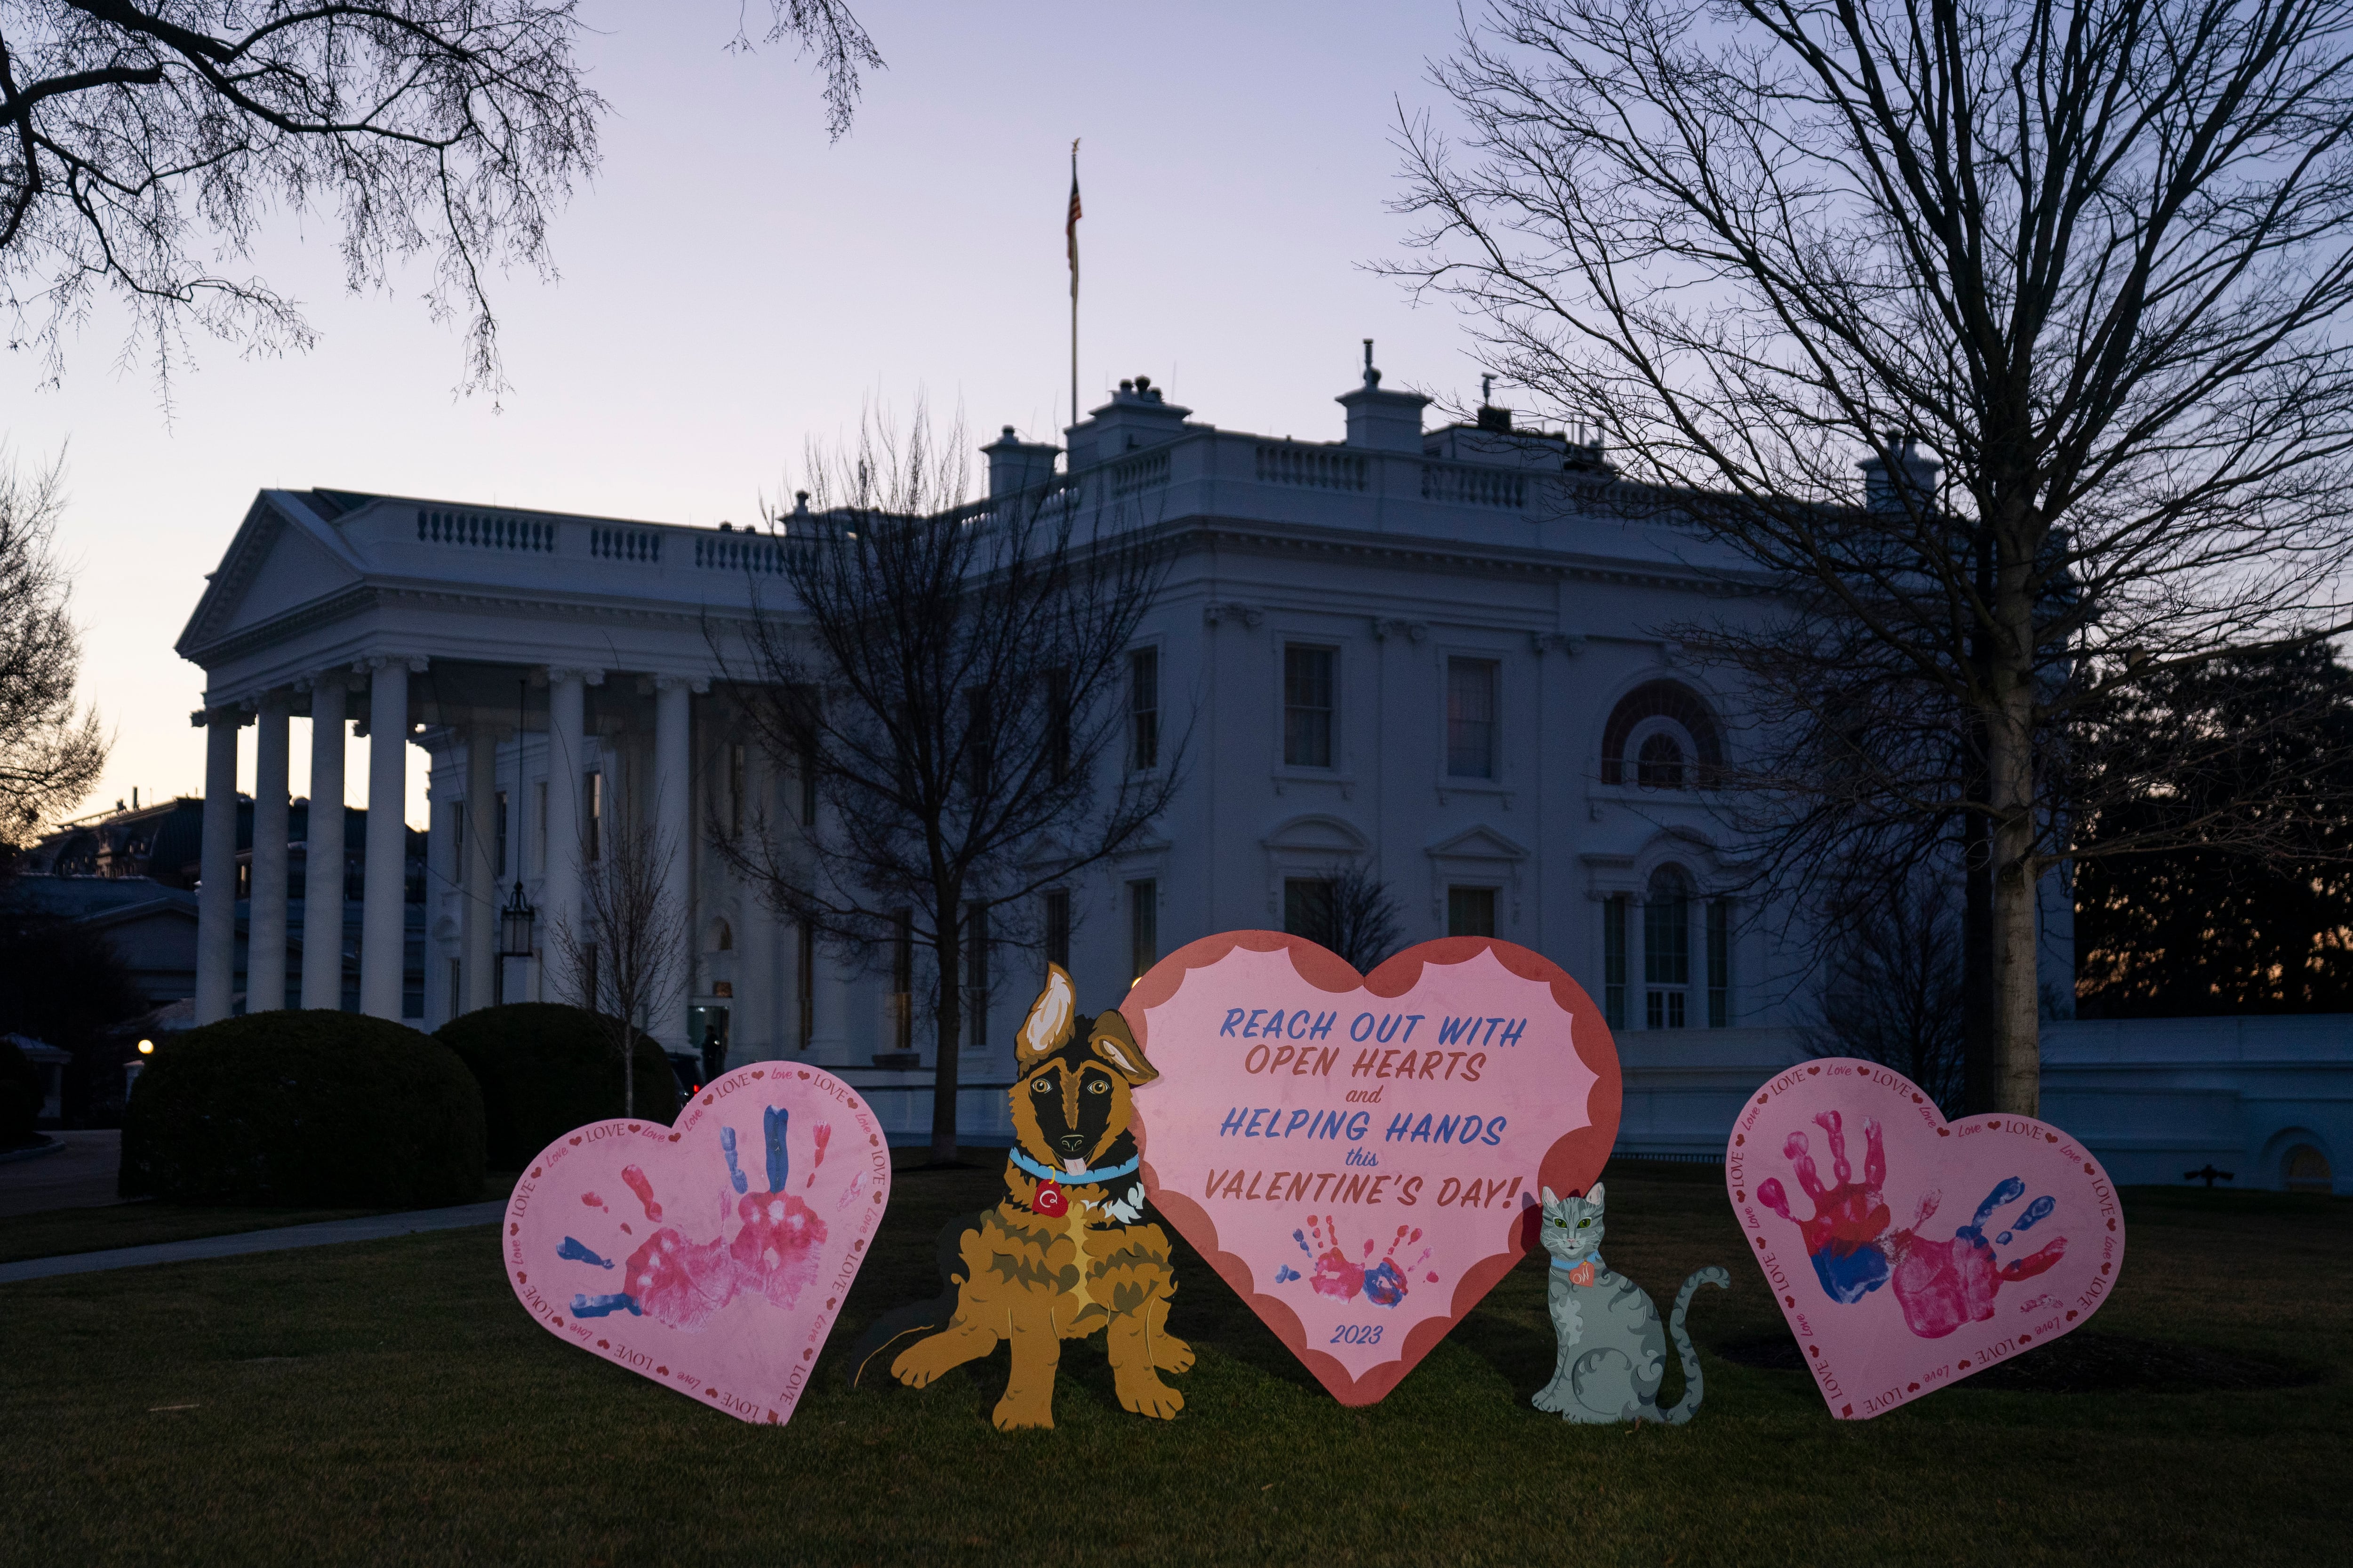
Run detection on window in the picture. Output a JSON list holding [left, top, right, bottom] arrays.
[[534, 781, 546, 866], [1707, 899, 1731, 1027], [1129, 880, 1159, 983], [495, 790, 509, 878], [1284, 878, 1335, 940], [796, 924, 815, 1051], [1600, 681, 1725, 787], [1129, 647, 1160, 771], [1283, 645, 1335, 768], [1045, 889, 1071, 970], [1637, 732, 1686, 789], [966, 688, 994, 795], [1447, 885, 1496, 938], [1603, 895, 1627, 1028], [1447, 657, 1498, 778], [711, 919, 734, 952], [1048, 668, 1072, 784], [1645, 866, 1692, 1028], [890, 909, 914, 1054], [585, 770, 603, 862], [965, 900, 989, 1051], [727, 745, 745, 836], [452, 805, 465, 885]]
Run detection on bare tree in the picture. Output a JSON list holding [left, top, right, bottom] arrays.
[[1286, 860, 1404, 974], [0, 1, 877, 396], [549, 808, 687, 1120], [716, 406, 1183, 1163], [0, 452, 101, 857], [1805, 862, 1968, 1117], [1395, 0, 2353, 1112]]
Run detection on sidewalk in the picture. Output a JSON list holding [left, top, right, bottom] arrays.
[[0, 1201, 507, 1285]]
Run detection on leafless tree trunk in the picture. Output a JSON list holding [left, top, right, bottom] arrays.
[[1395, 0, 2353, 1112], [549, 809, 687, 1120], [714, 405, 1184, 1163], [0, 1, 876, 397], [0, 452, 102, 858], [1805, 862, 1969, 1116]]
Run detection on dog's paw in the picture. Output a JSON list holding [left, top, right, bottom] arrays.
[[1153, 1335, 1195, 1374], [1115, 1370, 1185, 1420], [991, 1393, 1056, 1432], [1531, 1381, 1567, 1414]]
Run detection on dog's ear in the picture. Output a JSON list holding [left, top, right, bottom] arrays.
[[1087, 1009, 1158, 1086], [1016, 965, 1077, 1068]]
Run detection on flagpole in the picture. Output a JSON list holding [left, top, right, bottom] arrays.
[[1068, 138, 1081, 443]]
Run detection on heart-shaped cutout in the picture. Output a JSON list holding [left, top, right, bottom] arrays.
[[504, 1063, 891, 1425], [1726, 1058, 2126, 1420], [1129, 933, 1619, 1406]]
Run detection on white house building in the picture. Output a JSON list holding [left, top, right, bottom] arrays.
[[173, 352, 2344, 1191]]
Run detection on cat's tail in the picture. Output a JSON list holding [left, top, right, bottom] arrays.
[[1658, 1265, 1732, 1425]]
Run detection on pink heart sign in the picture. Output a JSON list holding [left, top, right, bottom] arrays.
[[503, 1064, 891, 1425], [1126, 933, 1621, 1405], [1725, 1058, 2127, 1420]]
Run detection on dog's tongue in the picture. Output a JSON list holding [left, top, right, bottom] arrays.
[[1064, 1158, 1088, 1176]]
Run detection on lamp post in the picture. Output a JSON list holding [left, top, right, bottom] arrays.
[[496, 879, 536, 1006]]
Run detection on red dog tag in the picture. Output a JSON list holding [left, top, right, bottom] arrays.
[[1032, 1180, 1068, 1217]]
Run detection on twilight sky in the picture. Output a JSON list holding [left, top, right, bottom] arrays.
[[1, 1, 1495, 829]]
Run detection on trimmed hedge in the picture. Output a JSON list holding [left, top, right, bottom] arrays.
[[434, 1003, 679, 1169], [0, 1035, 39, 1147], [120, 1010, 485, 1207]]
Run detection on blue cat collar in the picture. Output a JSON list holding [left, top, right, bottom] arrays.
[[1550, 1254, 1603, 1272], [1008, 1147, 1140, 1186]]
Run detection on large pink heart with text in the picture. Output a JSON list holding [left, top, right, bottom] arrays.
[[1725, 1059, 2127, 1420], [503, 1064, 891, 1425], [1127, 933, 1621, 1405]]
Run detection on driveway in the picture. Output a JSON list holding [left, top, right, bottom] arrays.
[[0, 1130, 124, 1218]]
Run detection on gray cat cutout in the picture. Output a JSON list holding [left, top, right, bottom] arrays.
[[1534, 1183, 1731, 1424]]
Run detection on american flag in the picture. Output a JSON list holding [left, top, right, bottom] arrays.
[[1067, 141, 1081, 300]]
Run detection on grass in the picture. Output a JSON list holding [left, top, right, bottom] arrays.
[[1, 1160, 2346, 1566]]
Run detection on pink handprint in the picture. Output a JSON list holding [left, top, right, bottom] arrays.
[[1755, 1111, 1893, 1304], [1886, 1179, 2065, 1338]]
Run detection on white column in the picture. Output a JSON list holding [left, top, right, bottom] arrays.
[[301, 673, 348, 1008], [462, 724, 500, 1014], [248, 692, 291, 1013], [360, 657, 415, 1020], [194, 705, 243, 1024], [542, 669, 589, 1003], [654, 676, 696, 1051], [735, 742, 777, 1064]]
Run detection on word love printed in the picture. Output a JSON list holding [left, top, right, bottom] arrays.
[[1726, 1059, 2126, 1420], [505, 1064, 891, 1426], [1128, 933, 1622, 1405]]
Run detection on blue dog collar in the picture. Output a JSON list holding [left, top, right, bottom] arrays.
[[1008, 1147, 1141, 1186]]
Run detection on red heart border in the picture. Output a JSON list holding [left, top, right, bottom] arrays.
[[1126, 932, 1622, 1406]]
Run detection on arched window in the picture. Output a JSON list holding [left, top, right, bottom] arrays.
[[1601, 681, 1724, 788], [709, 918, 734, 953], [2283, 1143, 2334, 1194], [1636, 731, 1686, 789]]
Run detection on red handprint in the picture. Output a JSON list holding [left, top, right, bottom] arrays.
[[1755, 1111, 1893, 1304], [1885, 1179, 2065, 1338]]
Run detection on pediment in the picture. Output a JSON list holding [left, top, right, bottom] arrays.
[[177, 491, 369, 662], [1425, 824, 1529, 862], [1262, 813, 1369, 855]]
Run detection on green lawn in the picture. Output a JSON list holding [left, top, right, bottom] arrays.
[[0, 1173, 523, 1266], [2, 1160, 2344, 1566]]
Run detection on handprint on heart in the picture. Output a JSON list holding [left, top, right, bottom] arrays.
[[1755, 1111, 2068, 1337]]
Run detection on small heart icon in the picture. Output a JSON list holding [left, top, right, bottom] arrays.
[[798, 1071, 810, 1080], [1808, 1065, 1820, 1075], [752, 1071, 764, 1079], [1841, 1404, 1853, 1416], [702, 1095, 714, 1106], [531, 1166, 542, 1177], [1735, 1134, 1745, 1146], [1729, 1056, 2125, 1421], [504, 1063, 890, 1427], [628, 1123, 640, 1132], [516, 1272, 527, 1283]]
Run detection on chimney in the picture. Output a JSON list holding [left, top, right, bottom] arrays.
[[983, 426, 1062, 498], [1859, 437, 1940, 513], [1337, 339, 1429, 452]]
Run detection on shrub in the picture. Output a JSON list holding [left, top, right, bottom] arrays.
[[434, 1003, 679, 1169], [0, 1035, 39, 1147], [120, 1010, 485, 1206]]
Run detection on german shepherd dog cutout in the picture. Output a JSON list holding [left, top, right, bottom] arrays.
[[852, 965, 1190, 1430]]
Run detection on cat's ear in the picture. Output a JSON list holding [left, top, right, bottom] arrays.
[[1540, 1186, 1558, 1210], [1587, 1181, 1606, 1208]]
